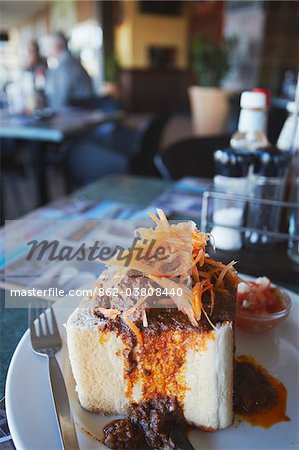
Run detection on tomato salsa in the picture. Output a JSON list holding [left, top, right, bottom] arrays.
[[237, 277, 286, 315], [236, 277, 291, 333]]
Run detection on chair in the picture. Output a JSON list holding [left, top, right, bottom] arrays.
[[61, 138, 129, 192], [85, 95, 123, 146], [91, 112, 171, 176], [1, 140, 35, 223], [61, 113, 171, 191], [155, 134, 231, 180], [129, 113, 172, 176]]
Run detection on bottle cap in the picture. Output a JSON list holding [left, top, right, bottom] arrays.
[[254, 147, 290, 177], [214, 148, 254, 177], [253, 88, 271, 108], [240, 91, 267, 109]]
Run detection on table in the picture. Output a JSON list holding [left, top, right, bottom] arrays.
[[0, 109, 123, 143], [0, 109, 123, 205], [1, 174, 298, 398]]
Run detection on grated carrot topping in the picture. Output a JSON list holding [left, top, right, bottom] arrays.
[[192, 249, 204, 267], [202, 305, 216, 330], [156, 208, 169, 225], [215, 261, 237, 288], [124, 316, 143, 345], [192, 265, 199, 283], [94, 209, 237, 338], [210, 287, 215, 314], [205, 257, 226, 268], [192, 286, 202, 321], [142, 309, 148, 328], [148, 212, 160, 224]]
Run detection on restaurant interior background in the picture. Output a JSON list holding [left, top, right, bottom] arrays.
[[0, 0, 298, 223]]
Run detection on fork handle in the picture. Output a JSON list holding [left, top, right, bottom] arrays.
[[48, 356, 80, 450]]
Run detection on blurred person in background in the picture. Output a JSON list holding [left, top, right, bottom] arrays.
[[24, 40, 48, 108], [45, 31, 93, 109], [26, 40, 47, 80]]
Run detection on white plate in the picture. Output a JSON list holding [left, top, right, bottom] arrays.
[[6, 288, 299, 450]]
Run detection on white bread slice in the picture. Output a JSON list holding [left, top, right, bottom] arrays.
[[66, 307, 234, 430]]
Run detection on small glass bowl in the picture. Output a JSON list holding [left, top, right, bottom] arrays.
[[236, 288, 292, 334]]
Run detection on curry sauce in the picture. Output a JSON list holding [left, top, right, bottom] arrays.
[[234, 355, 290, 428]]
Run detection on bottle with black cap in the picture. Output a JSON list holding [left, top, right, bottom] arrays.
[[214, 148, 254, 193], [211, 90, 268, 251], [245, 148, 289, 247], [214, 91, 269, 196]]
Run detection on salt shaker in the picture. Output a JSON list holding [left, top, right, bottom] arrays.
[[212, 148, 254, 251]]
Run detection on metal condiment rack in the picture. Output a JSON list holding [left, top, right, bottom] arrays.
[[200, 190, 299, 242]]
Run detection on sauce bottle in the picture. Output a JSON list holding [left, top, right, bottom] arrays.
[[230, 91, 269, 151], [211, 91, 268, 251]]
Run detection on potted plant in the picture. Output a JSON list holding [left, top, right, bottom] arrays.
[[103, 55, 121, 99], [189, 35, 237, 135]]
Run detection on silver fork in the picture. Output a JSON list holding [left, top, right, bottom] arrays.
[[29, 303, 79, 450]]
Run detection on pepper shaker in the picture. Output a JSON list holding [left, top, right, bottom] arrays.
[[245, 148, 289, 247]]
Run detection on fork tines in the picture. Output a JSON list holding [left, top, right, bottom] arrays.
[[28, 301, 61, 353]]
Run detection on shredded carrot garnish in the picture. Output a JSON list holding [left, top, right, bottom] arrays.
[[210, 287, 215, 314], [192, 286, 202, 321], [202, 305, 216, 330], [192, 249, 204, 267], [205, 257, 225, 268], [148, 212, 160, 224], [142, 309, 148, 328], [124, 316, 143, 345], [93, 209, 237, 332], [215, 261, 237, 288], [156, 208, 169, 224], [202, 280, 213, 294], [192, 265, 199, 283]]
